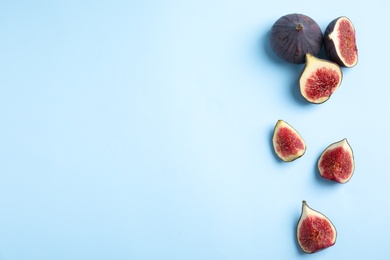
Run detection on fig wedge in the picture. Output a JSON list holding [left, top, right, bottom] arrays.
[[272, 120, 306, 162], [299, 53, 342, 104], [318, 138, 355, 183], [297, 201, 337, 254], [324, 16, 358, 68]]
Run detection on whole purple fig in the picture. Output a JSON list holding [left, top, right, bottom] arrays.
[[270, 14, 323, 64]]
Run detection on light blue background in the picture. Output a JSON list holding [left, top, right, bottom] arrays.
[[0, 0, 388, 259]]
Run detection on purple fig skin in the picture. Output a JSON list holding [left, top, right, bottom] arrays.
[[270, 13, 323, 64], [324, 17, 358, 68]]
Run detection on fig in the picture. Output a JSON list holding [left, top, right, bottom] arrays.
[[272, 120, 306, 162], [297, 200, 337, 254], [299, 53, 343, 104], [269, 13, 323, 64], [318, 138, 355, 184], [324, 16, 358, 67]]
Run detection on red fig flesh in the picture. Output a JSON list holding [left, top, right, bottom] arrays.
[[297, 201, 337, 254], [318, 138, 355, 183], [270, 13, 323, 64], [299, 53, 342, 104], [272, 120, 306, 162], [324, 16, 358, 67]]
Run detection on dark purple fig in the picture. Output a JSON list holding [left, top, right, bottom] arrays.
[[297, 201, 337, 254], [318, 138, 355, 184], [299, 53, 342, 104], [269, 13, 323, 64], [324, 16, 358, 68], [272, 120, 306, 162]]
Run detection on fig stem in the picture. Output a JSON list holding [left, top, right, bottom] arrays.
[[296, 23, 303, 31]]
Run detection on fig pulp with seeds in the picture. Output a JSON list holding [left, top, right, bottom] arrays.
[[318, 138, 355, 183], [272, 120, 306, 162], [299, 53, 342, 104], [269, 13, 323, 64], [297, 201, 337, 254], [324, 16, 358, 67]]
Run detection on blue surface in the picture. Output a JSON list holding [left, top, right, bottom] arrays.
[[0, 1, 388, 259]]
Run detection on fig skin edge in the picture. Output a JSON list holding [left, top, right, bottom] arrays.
[[296, 201, 337, 254]]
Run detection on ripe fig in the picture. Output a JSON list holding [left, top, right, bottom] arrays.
[[299, 53, 343, 104], [297, 201, 337, 254], [318, 138, 355, 184], [269, 13, 323, 64], [324, 16, 358, 68], [272, 120, 306, 162]]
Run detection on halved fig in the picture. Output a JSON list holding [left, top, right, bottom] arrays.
[[324, 16, 358, 68], [270, 13, 323, 64], [318, 138, 355, 183], [297, 201, 337, 254], [272, 120, 306, 162], [299, 53, 342, 104]]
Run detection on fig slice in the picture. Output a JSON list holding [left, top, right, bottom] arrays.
[[324, 16, 358, 68], [299, 53, 342, 104], [272, 120, 306, 162], [297, 200, 337, 254], [318, 138, 355, 184]]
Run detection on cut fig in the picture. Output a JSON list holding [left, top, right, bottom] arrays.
[[297, 200, 337, 254], [269, 13, 323, 64], [318, 138, 355, 184], [272, 120, 306, 162], [299, 53, 343, 104], [324, 16, 358, 68]]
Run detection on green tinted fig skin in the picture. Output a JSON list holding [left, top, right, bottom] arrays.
[[324, 17, 358, 68], [270, 13, 323, 64]]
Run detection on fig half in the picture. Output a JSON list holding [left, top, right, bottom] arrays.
[[324, 16, 358, 68], [299, 53, 342, 104], [297, 201, 337, 254], [318, 138, 355, 184], [272, 120, 306, 162], [269, 13, 323, 64]]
